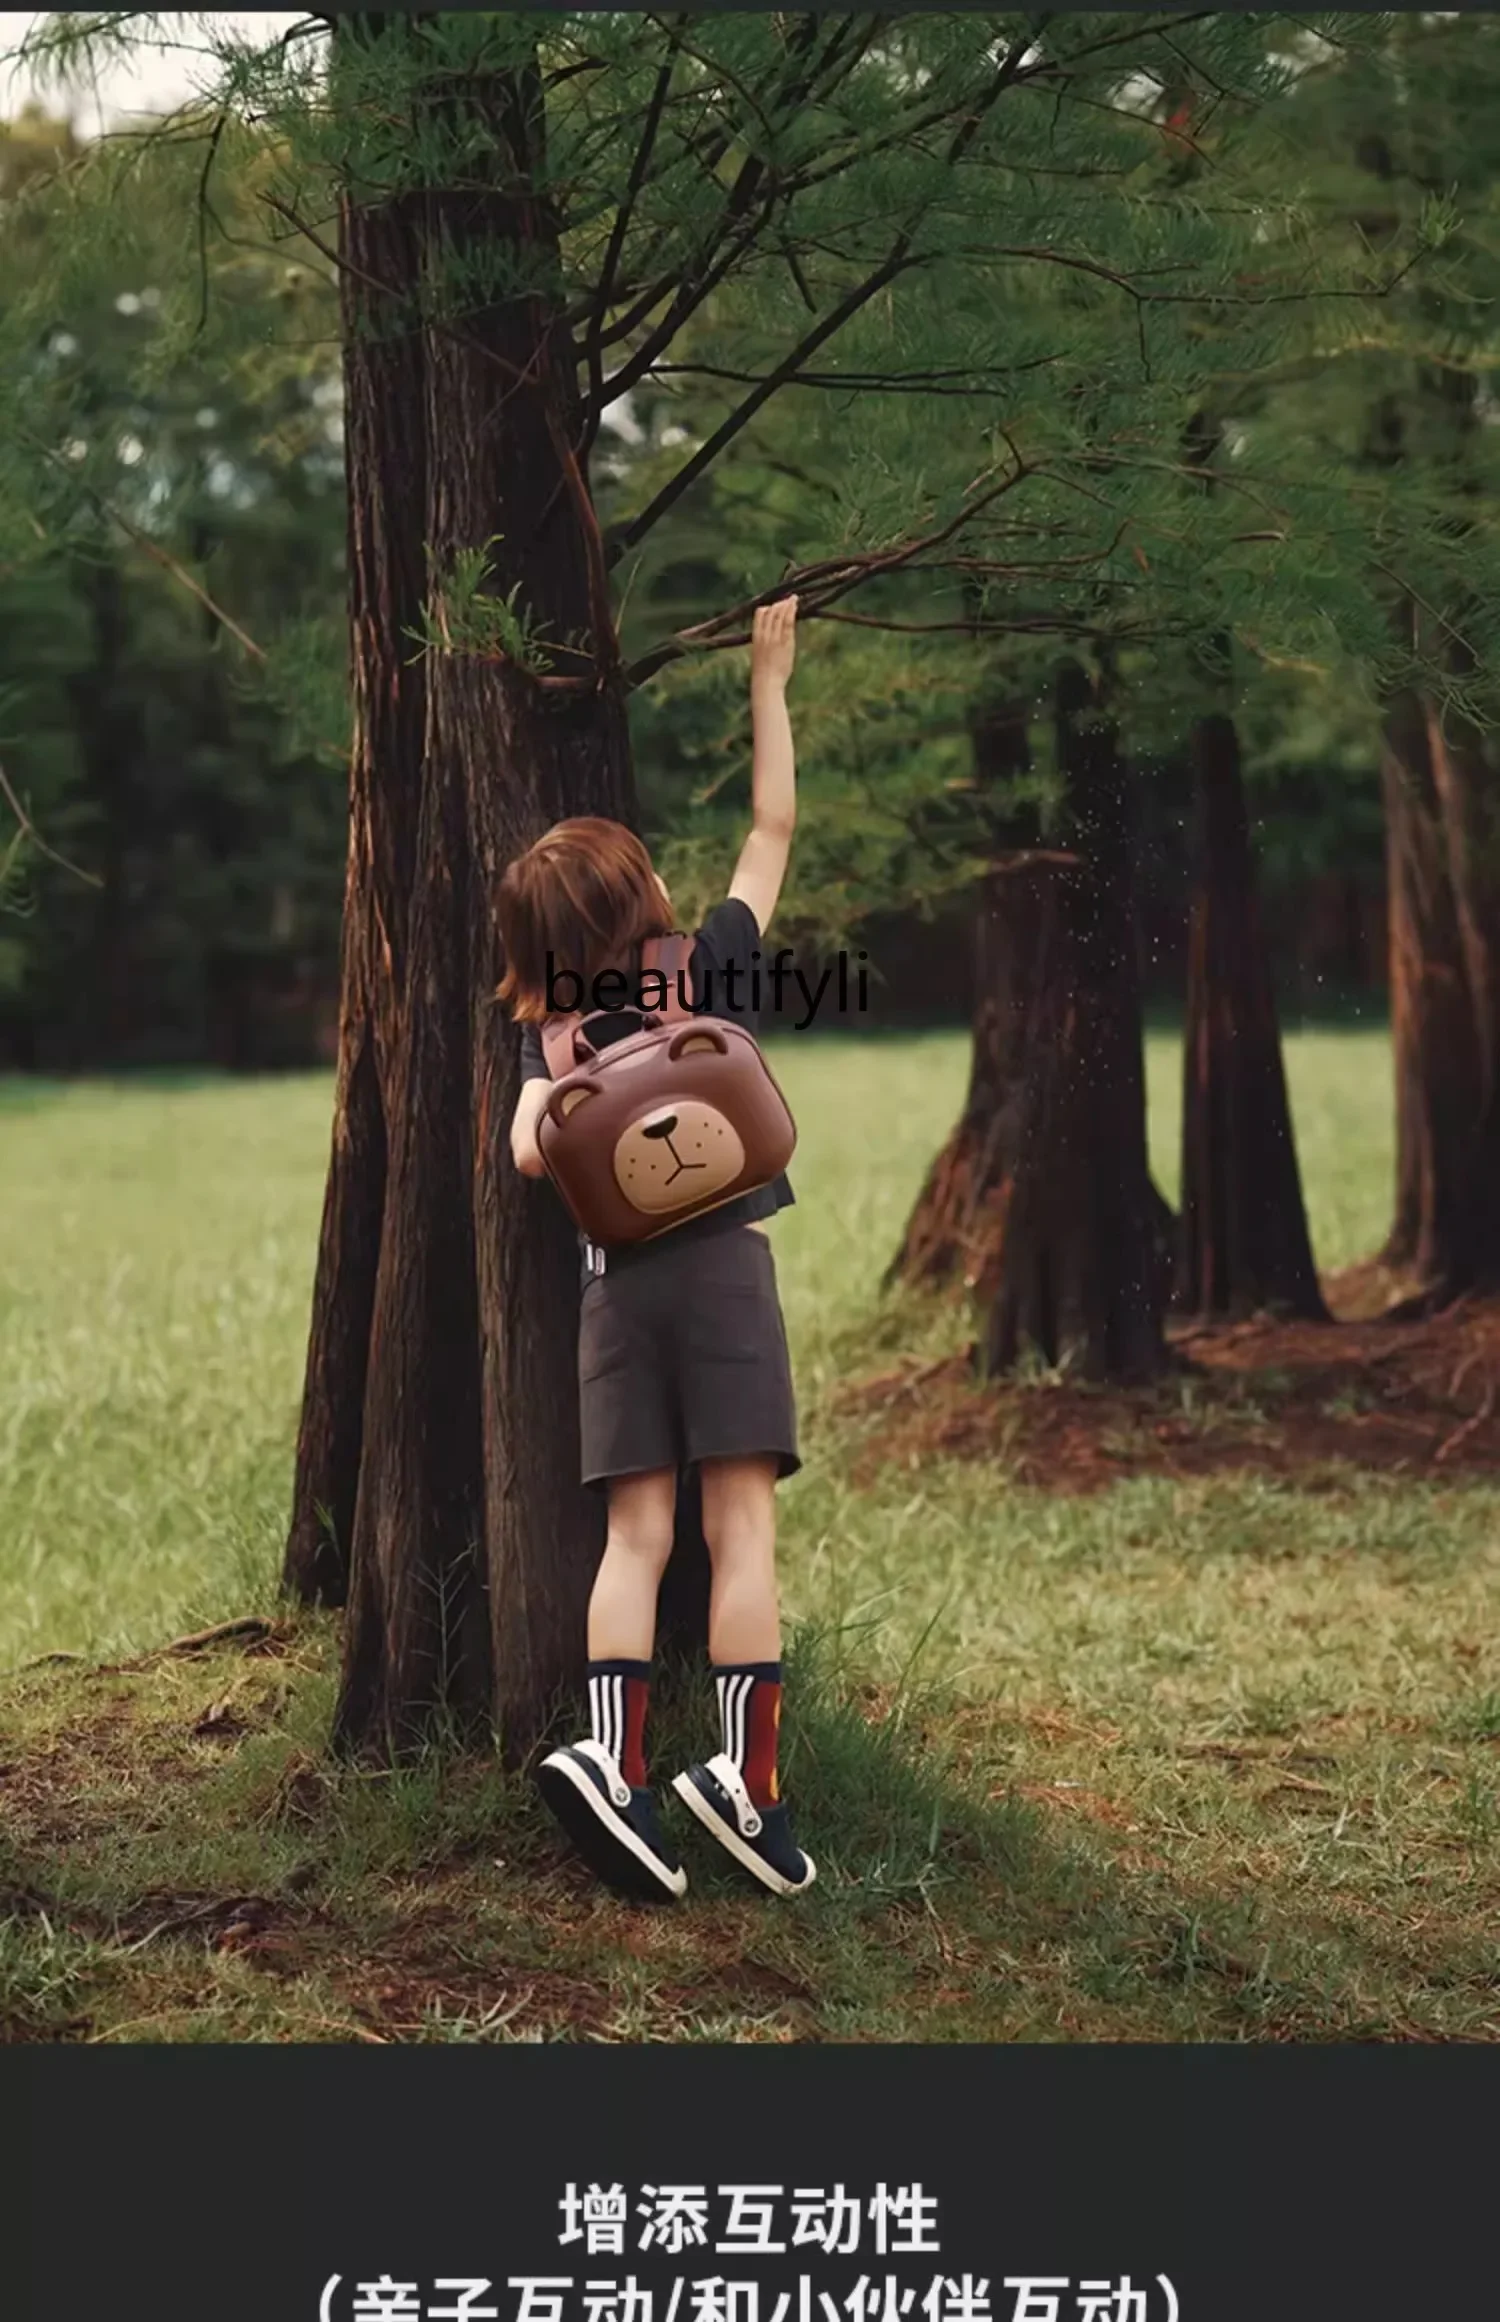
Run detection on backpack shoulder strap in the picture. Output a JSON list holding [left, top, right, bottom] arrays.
[[540, 935, 695, 1072], [540, 1015, 588, 1077], [643, 932, 696, 1022]]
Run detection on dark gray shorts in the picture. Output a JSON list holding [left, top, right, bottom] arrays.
[[578, 1226, 799, 1490]]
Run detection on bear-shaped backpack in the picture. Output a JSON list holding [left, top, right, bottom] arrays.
[[536, 933, 797, 1247]]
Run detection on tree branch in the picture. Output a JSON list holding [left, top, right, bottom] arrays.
[[0, 761, 103, 895], [606, 247, 923, 563], [621, 443, 1045, 685], [18, 427, 267, 665], [589, 193, 781, 408], [578, 16, 688, 456], [607, 25, 1044, 562], [578, 13, 920, 405], [779, 16, 1054, 204], [643, 354, 1068, 397], [566, 15, 1058, 376], [192, 109, 229, 339]]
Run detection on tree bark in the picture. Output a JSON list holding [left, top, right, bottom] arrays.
[[886, 701, 1038, 1289], [282, 182, 429, 1609], [328, 54, 650, 1757], [287, 34, 719, 1747], [977, 661, 1168, 1382], [1176, 710, 1327, 1320], [1422, 698, 1500, 1287], [1353, 122, 1500, 1299], [1381, 687, 1500, 1300]]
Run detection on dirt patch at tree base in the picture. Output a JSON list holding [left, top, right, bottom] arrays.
[[839, 1296, 1500, 1494]]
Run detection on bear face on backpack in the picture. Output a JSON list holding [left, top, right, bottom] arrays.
[[536, 935, 797, 1248]]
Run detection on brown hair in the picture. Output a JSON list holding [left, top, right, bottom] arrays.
[[495, 817, 674, 1024]]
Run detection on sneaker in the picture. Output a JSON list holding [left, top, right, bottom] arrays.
[[671, 1753, 816, 1896], [536, 1740, 687, 1903]]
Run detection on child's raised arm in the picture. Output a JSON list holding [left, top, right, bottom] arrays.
[[728, 595, 798, 936]]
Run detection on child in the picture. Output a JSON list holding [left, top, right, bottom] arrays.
[[499, 595, 813, 1904]]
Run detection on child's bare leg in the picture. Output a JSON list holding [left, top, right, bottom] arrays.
[[700, 1455, 781, 1665], [539, 1464, 685, 1900], [587, 1468, 677, 1662], [675, 1454, 812, 1891]]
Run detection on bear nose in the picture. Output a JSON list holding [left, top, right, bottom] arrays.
[[641, 1113, 678, 1141]]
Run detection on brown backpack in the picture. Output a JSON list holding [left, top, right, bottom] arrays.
[[537, 933, 797, 1247]]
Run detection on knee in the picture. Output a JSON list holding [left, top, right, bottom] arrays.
[[606, 1503, 675, 1570], [701, 1466, 776, 1565]]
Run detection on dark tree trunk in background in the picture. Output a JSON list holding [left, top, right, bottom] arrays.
[[1177, 710, 1327, 1319], [1349, 126, 1500, 1307], [978, 661, 1168, 1382], [1420, 698, 1500, 1285], [282, 181, 429, 1610], [189, 514, 254, 1071], [1381, 687, 1500, 1301], [1172, 411, 1320, 1319], [67, 556, 136, 1065], [887, 701, 1038, 1289], [1378, 692, 1439, 1272]]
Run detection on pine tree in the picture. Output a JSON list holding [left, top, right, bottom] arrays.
[[1249, 16, 1500, 1306], [5, 10, 1476, 1754]]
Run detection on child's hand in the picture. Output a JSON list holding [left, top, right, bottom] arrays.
[[750, 594, 798, 692]]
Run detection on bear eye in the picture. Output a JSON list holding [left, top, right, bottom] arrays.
[[674, 1032, 720, 1056], [558, 1086, 594, 1118]]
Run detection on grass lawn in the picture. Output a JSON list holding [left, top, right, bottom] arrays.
[[3, 1028, 1499, 2042]]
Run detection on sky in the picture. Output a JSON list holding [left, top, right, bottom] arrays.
[[0, 11, 303, 132]]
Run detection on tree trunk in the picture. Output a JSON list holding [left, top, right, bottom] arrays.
[[66, 554, 135, 1065], [287, 37, 716, 1745], [1352, 172, 1500, 1300], [1381, 688, 1500, 1300], [977, 661, 1168, 1382], [886, 702, 1037, 1289], [1421, 693, 1500, 1290], [282, 183, 429, 1609], [329, 56, 650, 1757], [1176, 710, 1327, 1320]]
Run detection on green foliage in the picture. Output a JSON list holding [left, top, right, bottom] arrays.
[[4, 12, 1500, 1029], [600, 17, 1500, 925], [0, 96, 348, 1063], [416, 538, 563, 677]]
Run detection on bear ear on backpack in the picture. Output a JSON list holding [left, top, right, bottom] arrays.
[[546, 1078, 602, 1126], [669, 1026, 728, 1060]]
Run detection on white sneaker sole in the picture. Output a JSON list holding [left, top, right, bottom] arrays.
[[539, 1749, 687, 1900], [671, 1771, 817, 1897]]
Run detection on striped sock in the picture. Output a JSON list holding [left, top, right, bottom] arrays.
[[587, 1659, 650, 1789], [714, 1662, 783, 1808]]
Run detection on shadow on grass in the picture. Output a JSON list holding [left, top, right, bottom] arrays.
[[3, 1613, 1493, 2043]]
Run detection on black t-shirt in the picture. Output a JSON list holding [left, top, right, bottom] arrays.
[[519, 897, 795, 1265]]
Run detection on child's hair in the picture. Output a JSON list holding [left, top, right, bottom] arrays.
[[495, 816, 674, 1024]]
